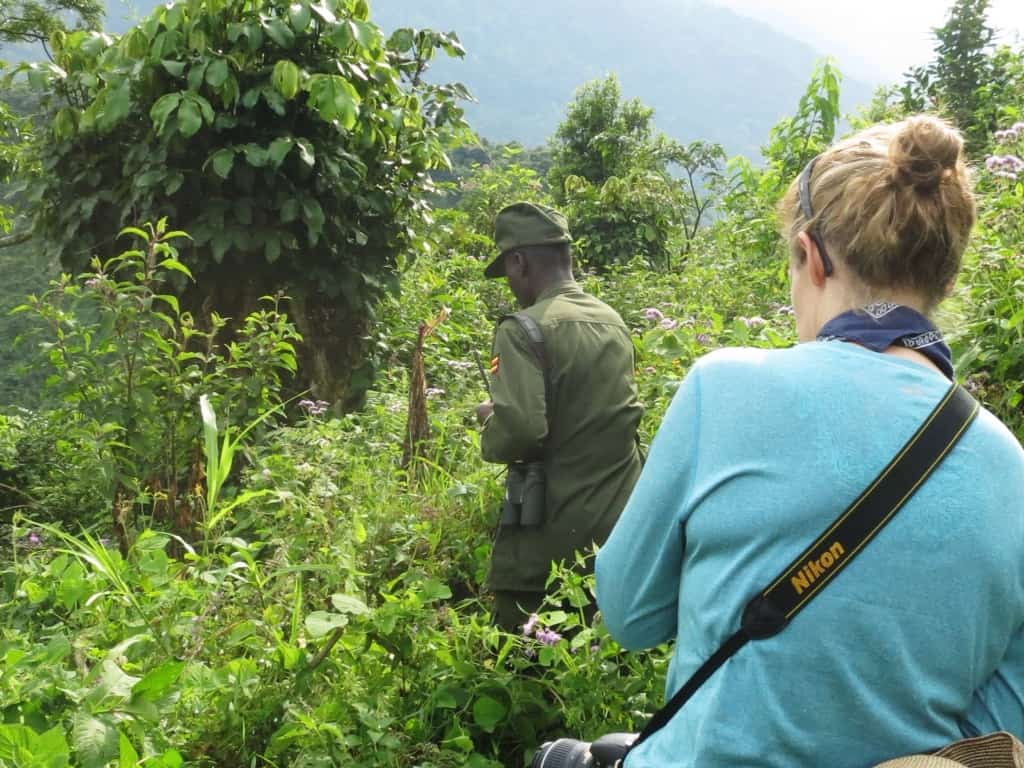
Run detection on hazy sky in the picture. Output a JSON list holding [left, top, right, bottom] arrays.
[[709, 0, 1024, 84]]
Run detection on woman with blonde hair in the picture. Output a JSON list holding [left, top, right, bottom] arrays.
[[595, 115, 1024, 767]]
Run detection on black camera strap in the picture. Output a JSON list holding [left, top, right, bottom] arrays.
[[627, 383, 979, 753]]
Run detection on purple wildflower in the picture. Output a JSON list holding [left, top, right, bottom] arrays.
[[777, 305, 794, 316], [740, 316, 766, 329], [659, 318, 679, 331], [695, 333, 712, 346], [425, 387, 445, 399], [84, 277, 101, 289], [994, 124, 1024, 143], [521, 613, 539, 637], [299, 399, 330, 417], [535, 628, 562, 646], [985, 155, 1024, 179], [590, 643, 601, 654], [641, 307, 664, 322]]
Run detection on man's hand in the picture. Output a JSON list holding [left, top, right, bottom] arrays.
[[475, 400, 494, 425]]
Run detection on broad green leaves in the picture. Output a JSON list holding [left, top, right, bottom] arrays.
[[310, 1, 336, 24], [205, 58, 230, 88], [210, 148, 235, 178], [132, 661, 185, 700], [288, 2, 311, 32], [264, 18, 295, 49], [118, 733, 139, 767], [272, 59, 301, 99], [471, 696, 508, 733], [389, 28, 415, 53], [149, 92, 214, 138], [331, 593, 370, 615], [305, 593, 370, 638], [53, 108, 77, 139], [0, 725, 71, 768], [149, 93, 181, 134], [269, 137, 294, 165], [176, 99, 202, 137], [71, 711, 118, 768], [302, 197, 325, 242], [305, 611, 347, 637], [306, 74, 360, 128], [94, 81, 131, 132]]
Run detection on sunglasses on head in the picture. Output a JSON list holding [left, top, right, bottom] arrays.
[[798, 156, 835, 277]]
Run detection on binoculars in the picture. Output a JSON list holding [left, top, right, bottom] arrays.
[[500, 461, 546, 527]]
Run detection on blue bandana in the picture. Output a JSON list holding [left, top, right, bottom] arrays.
[[816, 303, 954, 379]]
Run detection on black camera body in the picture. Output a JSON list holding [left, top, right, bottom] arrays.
[[531, 733, 636, 768]]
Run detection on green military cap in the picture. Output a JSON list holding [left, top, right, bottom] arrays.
[[484, 201, 572, 279]]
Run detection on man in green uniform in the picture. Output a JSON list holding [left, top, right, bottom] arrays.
[[474, 201, 644, 631]]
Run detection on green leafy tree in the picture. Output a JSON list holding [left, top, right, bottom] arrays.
[[975, 45, 1024, 133], [19, 0, 470, 404], [933, 0, 994, 143], [547, 75, 724, 269], [672, 140, 727, 246], [0, 100, 23, 238], [0, 0, 97, 238], [458, 147, 550, 235], [714, 59, 843, 265], [437, 138, 552, 205], [13, 220, 302, 547], [548, 75, 658, 202], [0, 0, 101, 46], [873, 0, 997, 150]]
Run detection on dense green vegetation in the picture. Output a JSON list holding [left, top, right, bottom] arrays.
[[0, 0, 1021, 765]]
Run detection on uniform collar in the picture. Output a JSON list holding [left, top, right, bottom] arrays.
[[534, 280, 581, 304]]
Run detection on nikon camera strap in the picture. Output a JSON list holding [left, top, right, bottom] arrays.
[[627, 383, 979, 753]]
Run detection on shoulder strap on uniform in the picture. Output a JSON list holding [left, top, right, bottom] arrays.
[[626, 384, 980, 753], [504, 313, 548, 371], [500, 312, 556, 415]]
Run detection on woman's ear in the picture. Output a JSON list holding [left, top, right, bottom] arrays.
[[796, 231, 829, 288]]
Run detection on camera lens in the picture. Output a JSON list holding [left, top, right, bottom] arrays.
[[531, 738, 594, 768]]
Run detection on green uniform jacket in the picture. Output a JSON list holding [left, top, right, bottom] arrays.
[[482, 280, 644, 592]]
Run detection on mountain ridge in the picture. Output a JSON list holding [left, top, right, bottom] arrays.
[[371, 0, 878, 156]]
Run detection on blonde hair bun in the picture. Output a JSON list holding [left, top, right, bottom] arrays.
[[778, 114, 976, 309], [889, 116, 963, 194]]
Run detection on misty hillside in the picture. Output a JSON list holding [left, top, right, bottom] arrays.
[[370, 0, 878, 155]]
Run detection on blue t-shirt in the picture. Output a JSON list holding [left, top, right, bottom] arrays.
[[595, 342, 1024, 768]]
